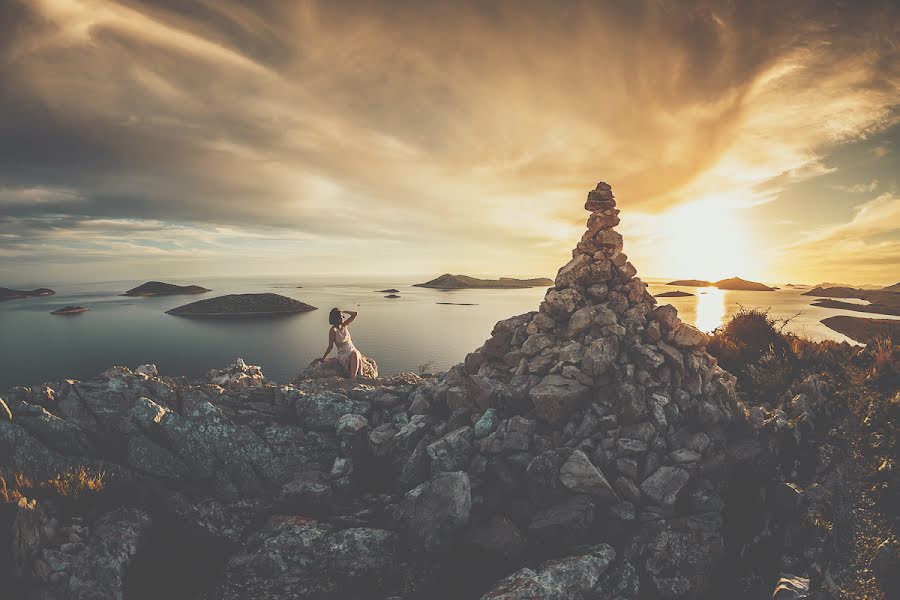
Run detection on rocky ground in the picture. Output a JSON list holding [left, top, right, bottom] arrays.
[[1, 182, 896, 599]]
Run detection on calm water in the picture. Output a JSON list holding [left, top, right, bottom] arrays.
[[1, 277, 896, 390]]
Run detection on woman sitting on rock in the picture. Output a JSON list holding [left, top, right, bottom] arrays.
[[321, 308, 364, 379]]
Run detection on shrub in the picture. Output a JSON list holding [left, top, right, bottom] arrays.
[[871, 336, 897, 378], [0, 467, 105, 505], [709, 308, 795, 376]]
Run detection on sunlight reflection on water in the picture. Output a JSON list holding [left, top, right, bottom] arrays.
[[695, 288, 726, 333]]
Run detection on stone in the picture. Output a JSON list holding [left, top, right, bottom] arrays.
[[559, 449, 616, 501], [522, 334, 555, 357], [481, 544, 615, 600], [298, 355, 379, 380], [640, 466, 690, 506], [327, 528, 398, 578], [541, 288, 583, 318], [527, 449, 572, 507], [527, 495, 596, 548], [528, 375, 591, 425], [582, 337, 619, 377], [294, 391, 369, 430], [427, 426, 475, 473], [463, 516, 527, 561], [672, 323, 709, 347], [335, 413, 369, 436], [618, 383, 647, 423], [474, 408, 499, 438], [772, 574, 810, 599], [280, 471, 333, 514], [395, 471, 472, 552]]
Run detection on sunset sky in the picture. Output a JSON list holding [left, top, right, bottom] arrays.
[[1, 0, 898, 286]]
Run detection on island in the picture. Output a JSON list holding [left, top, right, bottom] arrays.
[[0, 287, 56, 301], [821, 316, 900, 344], [804, 286, 900, 317], [123, 281, 211, 297], [384, 294, 401, 299], [166, 293, 317, 317], [654, 290, 694, 298], [665, 277, 775, 291], [376, 288, 400, 293], [414, 274, 553, 289], [50, 306, 89, 315]]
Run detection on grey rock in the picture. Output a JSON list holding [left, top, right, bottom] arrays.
[[395, 471, 471, 552], [640, 466, 690, 506], [559, 450, 616, 501]]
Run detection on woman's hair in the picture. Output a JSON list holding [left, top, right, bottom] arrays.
[[328, 308, 342, 327]]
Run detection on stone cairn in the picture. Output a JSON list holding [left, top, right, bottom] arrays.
[[414, 181, 747, 597]]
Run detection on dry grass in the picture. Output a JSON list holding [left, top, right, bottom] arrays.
[[0, 467, 105, 505], [871, 336, 897, 378]]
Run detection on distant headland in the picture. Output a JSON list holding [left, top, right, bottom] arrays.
[[666, 277, 775, 291], [0, 287, 56, 301], [413, 274, 553, 289], [50, 306, 89, 315], [166, 293, 317, 317], [122, 281, 211, 297]]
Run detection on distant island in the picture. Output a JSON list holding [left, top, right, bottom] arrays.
[[804, 286, 900, 317], [882, 282, 900, 292], [0, 287, 55, 301], [414, 274, 553, 289], [166, 293, 317, 317], [123, 281, 211, 297], [385, 294, 400, 299], [376, 288, 400, 293], [665, 277, 775, 291], [655, 290, 693, 298], [821, 316, 900, 344], [50, 306, 89, 315]]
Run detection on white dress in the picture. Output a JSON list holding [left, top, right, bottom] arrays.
[[334, 326, 361, 370]]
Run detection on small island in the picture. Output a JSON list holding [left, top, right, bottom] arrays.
[[384, 294, 401, 299], [0, 287, 56, 301], [654, 290, 694, 298], [665, 277, 775, 291], [50, 306, 89, 315], [123, 281, 211, 297], [821, 316, 900, 344], [804, 286, 900, 317], [414, 274, 553, 289], [166, 293, 317, 317], [376, 288, 400, 293]]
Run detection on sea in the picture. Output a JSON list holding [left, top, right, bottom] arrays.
[[2, 276, 896, 390]]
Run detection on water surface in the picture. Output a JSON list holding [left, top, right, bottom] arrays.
[[1, 277, 895, 390]]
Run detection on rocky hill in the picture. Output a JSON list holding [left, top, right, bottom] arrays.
[[1, 182, 895, 600], [414, 275, 554, 289], [166, 293, 317, 317]]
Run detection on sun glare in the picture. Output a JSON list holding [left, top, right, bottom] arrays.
[[660, 201, 756, 282]]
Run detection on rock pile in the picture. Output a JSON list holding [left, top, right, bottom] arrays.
[[1, 182, 755, 600], [206, 358, 266, 388]]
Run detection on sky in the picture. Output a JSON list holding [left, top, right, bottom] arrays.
[[0, 0, 898, 287]]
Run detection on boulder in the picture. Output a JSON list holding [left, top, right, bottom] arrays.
[[481, 544, 616, 600], [528, 495, 595, 548], [395, 471, 472, 551], [528, 375, 590, 425], [294, 391, 369, 430], [640, 466, 690, 507], [298, 356, 379, 380], [559, 450, 616, 501]]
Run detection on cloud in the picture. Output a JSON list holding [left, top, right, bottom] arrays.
[[830, 179, 880, 193], [0, 0, 898, 281]]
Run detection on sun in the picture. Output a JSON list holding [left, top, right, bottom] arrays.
[[659, 201, 757, 282]]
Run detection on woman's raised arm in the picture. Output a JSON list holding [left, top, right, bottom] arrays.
[[342, 309, 358, 325]]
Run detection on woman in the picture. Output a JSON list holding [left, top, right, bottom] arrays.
[[321, 307, 364, 379]]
